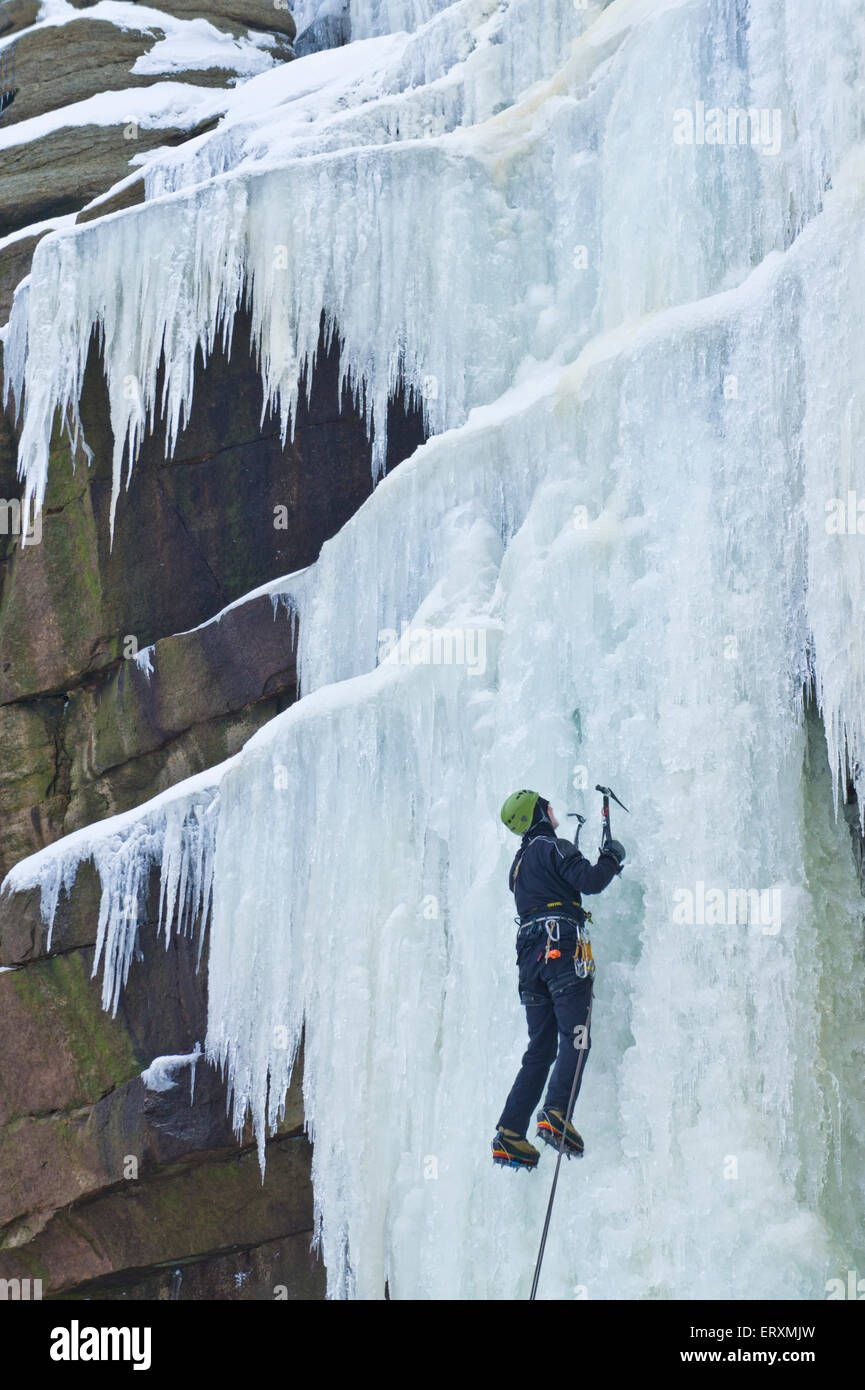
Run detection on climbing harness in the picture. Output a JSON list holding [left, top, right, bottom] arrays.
[[542, 914, 595, 978], [514, 905, 594, 979]]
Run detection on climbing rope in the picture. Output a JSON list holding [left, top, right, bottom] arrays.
[[528, 985, 594, 1300]]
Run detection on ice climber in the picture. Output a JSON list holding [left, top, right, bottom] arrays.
[[492, 789, 625, 1170]]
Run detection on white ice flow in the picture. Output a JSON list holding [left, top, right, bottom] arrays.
[[4, 0, 865, 1298], [142, 1043, 202, 1102]]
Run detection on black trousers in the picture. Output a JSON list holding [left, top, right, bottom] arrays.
[[497, 918, 593, 1138]]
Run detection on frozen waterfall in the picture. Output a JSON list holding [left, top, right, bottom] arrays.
[[4, 0, 865, 1299]]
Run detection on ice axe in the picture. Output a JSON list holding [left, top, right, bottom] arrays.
[[595, 784, 629, 848], [565, 811, 586, 849]]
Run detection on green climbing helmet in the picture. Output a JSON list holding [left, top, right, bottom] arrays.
[[501, 789, 547, 836]]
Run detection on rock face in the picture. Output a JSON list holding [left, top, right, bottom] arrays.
[[0, 232, 41, 325], [67, 0, 297, 40], [0, 308, 424, 1294], [0, 116, 223, 239], [0, 6, 425, 1296], [0, 867, 320, 1298], [0, 311, 424, 874], [0, 0, 38, 38], [7, 20, 226, 131], [0, 2, 293, 248]]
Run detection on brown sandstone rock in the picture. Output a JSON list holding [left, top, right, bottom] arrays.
[[66, 592, 298, 782], [0, 116, 232, 239], [0, 861, 101, 965], [6, 17, 283, 131], [0, 231, 43, 326], [76, 175, 147, 226], [75, 1228, 323, 1300], [0, 947, 141, 1126], [0, 694, 69, 873], [0, 1051, 305, 1244], [0, 1132, 315, 1295], [0, 0, 38, 38], [0, 315, 382, 705], [81, 0, 299, 41], [0, 853, 319, 1298], [0, 312, 424, 878]]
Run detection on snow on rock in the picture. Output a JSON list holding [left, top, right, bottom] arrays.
[[132, 645, 155, 678], [142, 1042, 202, 1101], [129, 13, 285, 77], [0, 81, 228, 153], [4, 0, 289, 63]]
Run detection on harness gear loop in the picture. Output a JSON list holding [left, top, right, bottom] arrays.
[[573, 934, 595, 979], [573, 911, 595, 980], [543, 917, 560, 962]]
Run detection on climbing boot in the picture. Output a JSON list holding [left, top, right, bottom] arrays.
[[491, 1127, 540, 1170], [536, 1107, 584, 1158]]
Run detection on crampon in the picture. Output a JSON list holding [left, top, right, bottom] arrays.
[[536, 1107, 584, 1158], [491, 1128, 539, 1170]]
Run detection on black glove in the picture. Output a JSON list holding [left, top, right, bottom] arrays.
[[599, 839, 625, 870]]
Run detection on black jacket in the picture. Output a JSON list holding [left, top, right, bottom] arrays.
[[509, 823, 620, 924]]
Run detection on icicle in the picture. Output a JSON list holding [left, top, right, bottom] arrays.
[[141, 1042, 202, 1101]]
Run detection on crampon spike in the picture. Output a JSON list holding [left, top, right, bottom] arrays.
[[491, 1146, 538, 1172]]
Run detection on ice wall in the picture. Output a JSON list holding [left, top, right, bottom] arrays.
[[291, 0, 452, 47], [5, 0, 865, 1298]]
